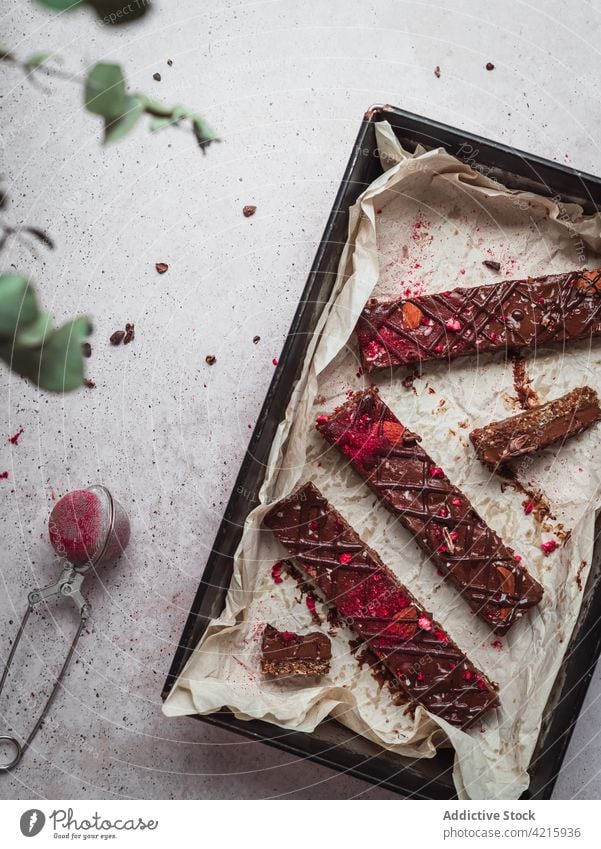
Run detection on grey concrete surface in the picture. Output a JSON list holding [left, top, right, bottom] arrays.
[[1, 0, 600, 800]]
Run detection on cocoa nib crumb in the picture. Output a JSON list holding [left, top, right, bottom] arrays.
[[486, 62, 495, 71], [205, 354, 216, 365], [155, 262, 169, 274], [167, 59, 173, 67], [123, 323, 135, 345], [482, 259, 501, 271], [242, 205, 257, 218], [153, 72, 162, 81], [253, 335, 261, 344], [434, 65, 441, 78], [84, 378, 96, 388], [110, 329, 125, 346], [81, 342, 92, 358]]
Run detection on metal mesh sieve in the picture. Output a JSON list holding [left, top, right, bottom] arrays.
[[48, 485, 130, 570]]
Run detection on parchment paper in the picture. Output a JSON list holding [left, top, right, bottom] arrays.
[[164, 121, 601, 799]]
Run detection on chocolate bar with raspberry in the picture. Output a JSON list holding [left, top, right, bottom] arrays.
[[263, 482, 499, 729], [316, 389, 543, 634], [470, 386, 601, 469], [356, 268, 601, 371], [261, 624, 331, 676]]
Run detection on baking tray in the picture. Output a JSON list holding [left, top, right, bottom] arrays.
[[162, 105, 601, 799]]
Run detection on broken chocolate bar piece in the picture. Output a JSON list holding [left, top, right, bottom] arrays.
[[264, 482, 499, 728], [261, 624, 331, 676], [470, 386, 601, 469], [356, 268, 601, 371], [316, 389, 543, 634]]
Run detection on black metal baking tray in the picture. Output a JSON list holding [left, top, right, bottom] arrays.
[[163, 105, 601, 799]]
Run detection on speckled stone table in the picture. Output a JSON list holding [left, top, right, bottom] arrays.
[[1, 0, 601, 800]]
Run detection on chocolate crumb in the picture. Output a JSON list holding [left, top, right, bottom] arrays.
[[153, 72, 161, 81], [486, 62, 495, 71], [402, 371, 417, 392], [155, 262, 169, 274], [482, 259, 501, 271], [205, 354, 216, 365], [83, 378, 96, 388], [511, 355, 538, 410], [110, 329, 125, 346], [167, 59, 173, 67], [243, 205, 257, 218], [253, 335, 261, 344], [81, 342, 92, 358], [434, 65, 441, 78]]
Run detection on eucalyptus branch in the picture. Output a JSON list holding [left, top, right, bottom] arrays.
[[1, 50, 219, 152]]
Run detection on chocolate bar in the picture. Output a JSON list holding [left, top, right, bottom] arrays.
[[356, 268, 601, 371], [316, 389, 543, 634], [470, 386, 601, 469], [261, 624, 331, 676], [264, 482, 498, 728]]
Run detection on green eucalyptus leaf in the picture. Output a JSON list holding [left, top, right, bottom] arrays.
[[170, 105, 189, 121], [88, 0, 150, 25], [104, 93, 144, 143], [191, 115, 219, 152], [25, 52, 54, 70], [149, 115, 175, 132], [85, 62, 127, 119], [14, 311, 53, 348], [0, 273, 40, 337], [7, 316, 92, 392], [35, 0, 84, 10]]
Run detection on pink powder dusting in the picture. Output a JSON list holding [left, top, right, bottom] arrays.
[[8, 426, 24, 445], [48, 489, 103, 565]]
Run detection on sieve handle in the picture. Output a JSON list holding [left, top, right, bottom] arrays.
[[0, 580, 90, 772]]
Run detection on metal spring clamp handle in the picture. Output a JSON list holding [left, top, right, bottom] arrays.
[[0, 566, 92, 771], [0, 485, 130, 772]]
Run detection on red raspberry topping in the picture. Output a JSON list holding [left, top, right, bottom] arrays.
[[271, 562, 284, 584], [541, 540, 559, 556]]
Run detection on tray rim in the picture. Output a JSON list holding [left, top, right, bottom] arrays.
[[162, 104, 601, 800]]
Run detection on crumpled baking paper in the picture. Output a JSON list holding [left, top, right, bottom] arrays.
[[165, 121, 601, 799]]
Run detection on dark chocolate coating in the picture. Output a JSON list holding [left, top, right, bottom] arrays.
[[264, 482, 499, 729], [356, 268, 601, 371], [316, 389, 543, 634], [261, 624, 331, 669], [470, 386, 601, 468]]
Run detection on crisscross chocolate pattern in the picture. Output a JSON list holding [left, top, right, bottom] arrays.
[[264, 482, 499, 728], [356, 268, 601, 371], [316, 390, 543, 634]]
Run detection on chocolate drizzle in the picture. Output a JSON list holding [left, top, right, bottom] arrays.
[[316, 389, 543, 634], [356, 268, 601, 371], [264, 482, 499, 729]]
